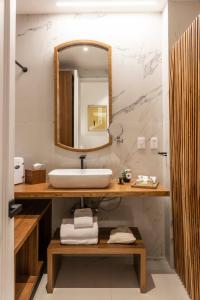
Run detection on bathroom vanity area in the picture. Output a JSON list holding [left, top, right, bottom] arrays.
[[14, 36, 171, 300], [14, 181, 169, 299]]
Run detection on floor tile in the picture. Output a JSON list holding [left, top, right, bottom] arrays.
[[33, 257, 190, 300]]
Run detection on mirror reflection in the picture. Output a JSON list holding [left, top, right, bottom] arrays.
[[55, 41, 112, 151]]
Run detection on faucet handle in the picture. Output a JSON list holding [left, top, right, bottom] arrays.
[[79, 154, 86, 169]]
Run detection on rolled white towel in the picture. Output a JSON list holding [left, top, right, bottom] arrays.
[[60, 217, 98, 240], [74, 208, 93, 229], [61, 238, 98, 245]]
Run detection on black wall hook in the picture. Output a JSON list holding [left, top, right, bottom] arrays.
[[15, 60, 28, 72], [158, 152, 168, 157]]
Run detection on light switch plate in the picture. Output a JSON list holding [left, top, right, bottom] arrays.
[[150, 137, 158, 149], [137, 137, 146, 149]]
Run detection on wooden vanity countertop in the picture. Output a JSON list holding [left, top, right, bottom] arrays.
[[14, 180, 170, 199]]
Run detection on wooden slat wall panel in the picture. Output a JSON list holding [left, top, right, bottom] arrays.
[[169, 16, 200, 300]]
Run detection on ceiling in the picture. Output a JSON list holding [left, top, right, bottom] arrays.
[[17, 0, 168, 14], [59, 45, 108, 77]]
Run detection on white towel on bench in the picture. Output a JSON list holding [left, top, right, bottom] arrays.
[[61, 238, 98, 245], [74, 208, 93, 229], [60, 217, 98, 240]]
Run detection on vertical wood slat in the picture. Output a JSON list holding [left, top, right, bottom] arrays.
[[169, 16, 200, 300]]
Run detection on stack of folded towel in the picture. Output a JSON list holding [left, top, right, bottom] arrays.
[[60, 208, 98, 245]]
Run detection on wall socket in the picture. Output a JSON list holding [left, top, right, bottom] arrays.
[[150, 137, 158, 149], [137, 137, 146, 149]]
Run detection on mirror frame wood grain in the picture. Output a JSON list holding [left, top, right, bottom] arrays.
[[54, 40, 112, 152]]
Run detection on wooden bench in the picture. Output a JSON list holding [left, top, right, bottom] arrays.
[[47, 227, 146, 293]]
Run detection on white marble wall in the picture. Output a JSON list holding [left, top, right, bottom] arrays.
[[16, 13, 166, 257]]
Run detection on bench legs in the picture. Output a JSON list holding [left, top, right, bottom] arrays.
[[47, 251, 147, 294], [134, 250, 147, 293], [47, 252, 61, 293]]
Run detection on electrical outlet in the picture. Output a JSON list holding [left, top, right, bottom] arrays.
[[150, 137, 158, 149], [137, 137, 146, 149]]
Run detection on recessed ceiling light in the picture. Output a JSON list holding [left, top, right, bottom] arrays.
[[83, 46, 89, 52], [56, 1, 157, 8]]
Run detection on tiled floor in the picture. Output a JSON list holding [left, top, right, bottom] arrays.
[[33, 257, 190, 300]]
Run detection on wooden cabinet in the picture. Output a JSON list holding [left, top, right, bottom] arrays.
[[14, 199, 52, 300]]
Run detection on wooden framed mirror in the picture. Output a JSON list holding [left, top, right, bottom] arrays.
[[54, 40, 112, 152]]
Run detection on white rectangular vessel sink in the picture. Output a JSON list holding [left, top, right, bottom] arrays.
[[48, 169, 112, 188]]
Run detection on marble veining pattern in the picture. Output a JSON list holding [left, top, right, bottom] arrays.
[[113, 85, 162, 118], [112, 90, 126, 103], [115, 46, 162, 78], [16, 13, 165, 257], [17, 20, 53, 37], [143, 52, 162, 78]]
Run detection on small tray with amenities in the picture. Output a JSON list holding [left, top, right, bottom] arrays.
[[131, 181, 159, 189], [131, 175, 159, 189]]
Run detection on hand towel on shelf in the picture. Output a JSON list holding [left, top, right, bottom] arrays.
[[60, 217, 98, 240], [61, 238, 98, 245], [74, 208, 93, 229], [107, 226, 136, 244]]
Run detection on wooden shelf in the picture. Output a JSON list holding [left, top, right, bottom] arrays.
[[16, 279, 37, 300], [14, 180, 170, 199], [14, 201, 51, 254], [15, 217, 38, 255], [15, 200, 52, 300], [16, 262, 43, 296], [49, 227, 145, 255]]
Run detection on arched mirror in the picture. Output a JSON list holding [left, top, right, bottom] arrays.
[[54, 40, 112, 152]]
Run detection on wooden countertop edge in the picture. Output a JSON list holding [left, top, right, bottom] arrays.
[[14, 191, 170, 198], [14, 181, 170, 198]]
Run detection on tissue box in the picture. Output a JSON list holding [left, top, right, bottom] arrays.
[[25, 169, 46, 184]]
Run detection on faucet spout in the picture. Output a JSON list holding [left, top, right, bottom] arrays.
[[79, 155, 86, 169]]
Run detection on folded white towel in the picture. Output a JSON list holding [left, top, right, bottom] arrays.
[[74, 208, 93, 229], [107, 226, 136, 244], [60, 217, 98, 240], [61, 238, 98, 245]]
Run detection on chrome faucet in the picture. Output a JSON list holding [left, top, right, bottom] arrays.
[[79, 155, 86, 169]]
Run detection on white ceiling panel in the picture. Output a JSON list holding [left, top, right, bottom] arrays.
[[17, 0, 167, 14]]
